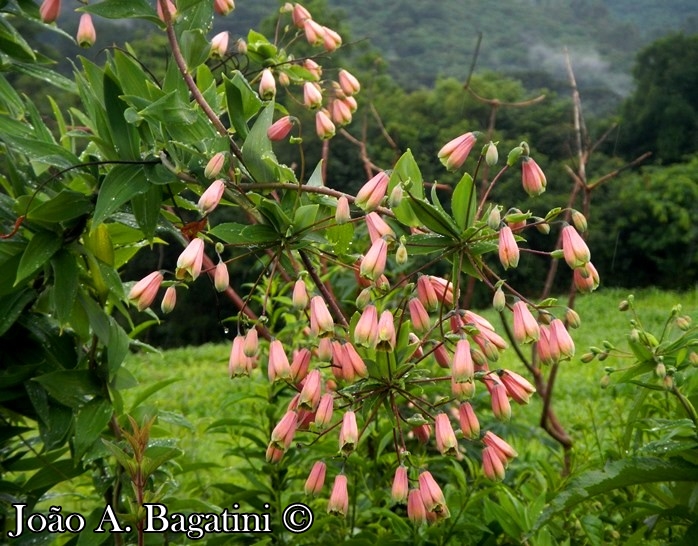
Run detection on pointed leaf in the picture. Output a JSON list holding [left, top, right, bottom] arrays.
[[452, 172, 477, 230], [74, 398, 114, 459], [15, 230, 62, 285], [93, 165, 147, 227]]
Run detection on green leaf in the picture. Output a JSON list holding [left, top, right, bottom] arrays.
[[51, 250, 79, 326], [532, 457, 698, 534], [25, 459, 84, 493], [26, 190, 92, 224], [102, 440, 136, 475], [407, 193, 461, 238], [131, 183, 161, 240], [0, 115, 81, 170], [13, 62, 77, 93], [81, 0, 159, 23], [180, 29, 211, 69], [326, 223, 354, 256], [406, 233, 452, 255], [242, 101, 281, 183], [74, 398, 114, 460], [292, 204, 319, 235], [208, 222, 279, 245], [107, 322, 131, 374], [130, 378, 183, 411], [93, 165, 147, 227], [103, 71, 140, 160], [389, 150, 423, 226], [452, 172, 477, 230], [137, 90, 198, 125], [33, 371, 102, 408], [0, 289, 34, 336], [15, 230, 62, 285], [224, 72, 263, 139]]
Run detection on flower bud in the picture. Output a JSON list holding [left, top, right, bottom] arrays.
[[303, 82, 323, 109], [395, 242, 408, 265], [571, 210, 587, 232], [77, 14, 96, 48], [40, 0, 61, 23], [354, 305, 378, 348], [565, 307, 581, 329], [388, 185, 403, 208], [407, 489, 427, 525], [493, 287, 506, 312], [210, 31, 229, 58], [355, 171, 389, 211], [303, 58, 322, 80], [315, 109, 335, 140], [214, 0, 236, 16], [292, 279, 308, 309], [205, 152, 226, 178], [335, 195, 351, 224], [498, 225, 519, 270], [487, 207, 501, 230], [243, 328, 258, 358], [338, 69, 360, 96], [198, 179, 226, 215], [512, 301, 540, 343], [314, 393, 334, 429], [573, 262, 600, 293], [310, 296, 334, 337], [355, 287, 372, 310], [360, 238, 388, 280], [339, 411, 358, 454], [267, 116, 294, 141], [377, 310, 396, 351], [485, 141, 499, 166], [128, 271, 163, 311], [521, 156, 546, 196], [259, 69, 276, 100], [235, 38, 247, 54], [561, 225, 591, 269], [156, 0, 178, 22], [434, 413, 458, 456], [438, 132, 477, 171], [214, 260, 229, 292], [458, 402, 480, 439], [160, 285, 177, 314]]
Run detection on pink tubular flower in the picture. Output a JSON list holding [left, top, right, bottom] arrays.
[[521, 156, 547, 196], [339, 411, 358, 453], [428, 276, 455, 307], [322, 26, 342, 51], [438, 132, 478, 171], [434, 413, 458, 455], [314, 393, 334, 429], [355, 171, 389, 211], [303, 19, 326, 45], [315, 109, 335, 140], [76, 14, 96, 48], [550, 318, 575, 359], [489, 380, 512, 422], [498, 225, 520, 270], [408, 298, 431, 335], [335, 195, 351, 224], [338, 69, 360, 96], [266, 444, 284, 463], [304, 58, 322, 80], [329, 98, 352, 126], [40, 0, 61, 23], [377, 310, 396, 351], [310, 296, 334, 337], [303, 82, 323, 109], [292, 279, 309, 310], [204, 152, 225, 178], [290, 348, 311, 382], [267, 116, 295, 141], [270, 410, 298, 450], [214, 0, 235, 16], [259, 69, 276, 100], [268, 339, 291, 382], [417, 275, 439, 312], [345, 343, 368, 378], [482, 446, 506, 481], [413, 424, 431, 444], [354, 305, 378, 348], [407, 489, 427, 524], [452, 339, 475, 384], [228, 335, 248, 377], [160, 285, 177, 314], [512, 301, 540, 344], [210, 31, 229, 58], [392, 466, 409, 504], [561, 225, 591, 269], [176, 238, 204, 280], [451, 374, 476, 399], [298, 369, 322, 410], [214, 260, 229, 292], [459, 402, 480, 439], [198, 179, 226, 215], [292, 3, 311, 27], [360, 238, 388, 280], [243, 328, 258, 358], [433, 343, 450, 368], [342, 95, 358, 113], [483, 431, 518, 464], [365, 212, 394, 243], [304, 461, 326, 496], [418, 471, 449, 517], [574, 261, 600, 293], [128, 271, 163, 311], [327, 474, 349, 516], [500, 370, 536, 404], [537, 325, 555, 365]]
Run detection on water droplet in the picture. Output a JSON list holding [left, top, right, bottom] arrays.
[[223, 327, 229, 334]]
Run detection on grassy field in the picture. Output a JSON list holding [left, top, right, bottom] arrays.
[[116, 287, 697, 505]]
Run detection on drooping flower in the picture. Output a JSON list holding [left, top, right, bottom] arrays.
[[310, 296, 334, 337], [268, 339, 291, 382], [292, 3, 312, 28], [408, 298, 431, 335], [267, 116, 295, 141], [327, 475, 349, 516], [438, 132, 478, 171], [338, 69, 360, 96], [315, 109, 335, 140], [160, 286, 177, 314], [458, 402, 480, 439], [40, 0, 61, 23], [243, 328, 258, 358], [290, 348, 311, 383], [303, 58, 322, 80], [339, 411, 358, 454], [197, 179, 226, 215], [298, 369, 322, 410], [512, 301, 540, 343], [128, 271, 163, 311], [488, 379, 512, 422], [498, 225, 519, 270], [303, 82, 323, 109], [76, 14, 96, 48], [303, 19, 326, 45], [156, 0, 177, 22], [521, 156, 547, 196], [376, 310, 396, 351], [314, 393, 334, 429], [483, 430, 518, 463], [214, 260, 229, 292], [292, 279, 309, 309], [304, 461, 326, 496], [214, 0, 235, 16], [228, 335, 249, 377], [550, 318, 575, 359], [204, 152, 226, 178], [407, 489, 427, 524], [321, 26, 342, 52], [270, 410, 298, 451], [482, 446, 505, 481], [360, 238, 388, 280], [365, 212, 394, 243], [434, 413, 458, 455], [176, 238, 205, 280], [500, 369, 536, 404], [573, 261, 600, 293], [417, 275, 439, 312], [329, 98, 352, 126], [335, 195, 351, 224], [561, 225, 591, 269], [354, 305, 378, 348], [428, 276, 456, 306], [391, 466, 409, 504], [418, 471, 449, 518]]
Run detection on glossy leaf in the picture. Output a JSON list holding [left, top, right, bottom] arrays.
[[15, 230, 62, 285], [208, 223, 279, 245], [92, 165, 147, 227], [224, 72, 262, 139], [51, 250, 79, 326], [452, 172, 477, 230], [74, 398, 114, 460], [33, 370, 102, 408]]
